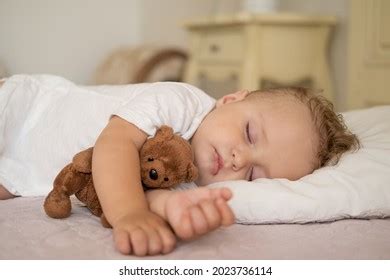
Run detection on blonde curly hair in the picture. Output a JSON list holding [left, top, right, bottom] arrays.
[[247, 87, 360, 168]]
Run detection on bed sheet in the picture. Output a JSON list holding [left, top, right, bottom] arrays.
[[0, 197, 389, 260]]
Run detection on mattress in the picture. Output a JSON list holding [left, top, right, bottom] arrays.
[[1, 197, 389, 260]]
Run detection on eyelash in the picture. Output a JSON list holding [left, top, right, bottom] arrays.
[[246, 122, 254, 181], [246, 122, 252, 143]]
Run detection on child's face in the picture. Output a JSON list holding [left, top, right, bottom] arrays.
[[190, 90, 318, 186]]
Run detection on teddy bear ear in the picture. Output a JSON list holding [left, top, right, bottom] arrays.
[[185, 163, 199, 182], [155, 125, 174, 140]]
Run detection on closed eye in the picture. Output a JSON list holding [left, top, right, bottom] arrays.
[[249, 166, 254, 181], [246, 122, 252, 143]]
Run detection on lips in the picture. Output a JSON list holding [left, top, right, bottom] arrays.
[[212, 148, 224, 175]]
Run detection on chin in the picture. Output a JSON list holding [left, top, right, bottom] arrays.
[[195, 173, 214, 186], [195, 175, 207, 186], [196, 175, 218, 186]]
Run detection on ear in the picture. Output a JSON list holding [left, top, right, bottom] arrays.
[[155, 125, 174, 140], [185, 163, 199, 182], [216, 89, 249, 108]]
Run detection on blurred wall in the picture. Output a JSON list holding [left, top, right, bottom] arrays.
[[0, 0, 141, 84], [139, 0, 241, 47], [0, 0, 347, 109]]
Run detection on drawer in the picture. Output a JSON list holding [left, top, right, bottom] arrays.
[[198, 29, 244, 63], [195, 65, 241, 99]]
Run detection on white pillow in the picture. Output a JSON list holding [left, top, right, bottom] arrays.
[[209, 106, 390, 224]]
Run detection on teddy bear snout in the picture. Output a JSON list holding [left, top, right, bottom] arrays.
[[149, 169, 159, 180]]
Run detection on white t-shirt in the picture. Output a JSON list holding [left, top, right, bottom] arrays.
[[0, 74, 215, 196]]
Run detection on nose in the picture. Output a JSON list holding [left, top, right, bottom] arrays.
[[149, 169, 158, 180], [231, 147, 250, 171]]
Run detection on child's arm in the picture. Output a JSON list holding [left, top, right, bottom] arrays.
[[92, 116, 176, 256]]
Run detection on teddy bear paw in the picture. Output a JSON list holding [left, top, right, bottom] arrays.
[[43, 190, 72, 219]]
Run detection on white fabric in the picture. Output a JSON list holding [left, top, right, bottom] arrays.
[[0, 74, 214, 196], [209, 106, 390, 224]]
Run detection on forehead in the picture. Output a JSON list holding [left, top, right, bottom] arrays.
[[242, 93, 307, 121]]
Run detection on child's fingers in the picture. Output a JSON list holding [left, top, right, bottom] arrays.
[[175, 212, 194, 240], [209, 187, 233, 201], [189, 206, 209, 236], [156, 226, 176, 254], [220, 187, 233, 201], [216, 198, 235, 226], [199, 200, 221, 230], [113, 228, 132, 255], [145, 227, 163, 256], [129, 227, 148, 256]]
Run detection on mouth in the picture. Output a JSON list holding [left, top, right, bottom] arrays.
[[212, 148, 224, 175]]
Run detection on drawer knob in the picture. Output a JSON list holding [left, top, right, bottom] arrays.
[[209, 44, 220, 53]]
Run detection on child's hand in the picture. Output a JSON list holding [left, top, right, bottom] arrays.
[[112, 209, 176, 256], [165, 187, 235, 240]]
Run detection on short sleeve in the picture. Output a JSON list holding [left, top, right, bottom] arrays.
[[113, 82, 215, 139]]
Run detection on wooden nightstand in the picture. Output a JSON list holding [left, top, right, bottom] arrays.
[[183, 13, 337, 101]]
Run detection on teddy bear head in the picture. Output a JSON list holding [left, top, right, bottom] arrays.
[[139, 125, 198, 189]]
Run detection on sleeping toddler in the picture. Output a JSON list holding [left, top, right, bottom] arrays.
[[0, 75, 359, 256]]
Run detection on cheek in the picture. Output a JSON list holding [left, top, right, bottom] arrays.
[[193, 149, 210, 175]]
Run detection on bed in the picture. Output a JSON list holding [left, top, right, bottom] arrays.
[[1, 196, 389, 260], [1, 105, 390, 260]]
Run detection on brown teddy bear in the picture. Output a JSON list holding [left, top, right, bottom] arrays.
[[43, 125, 198, 227]]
